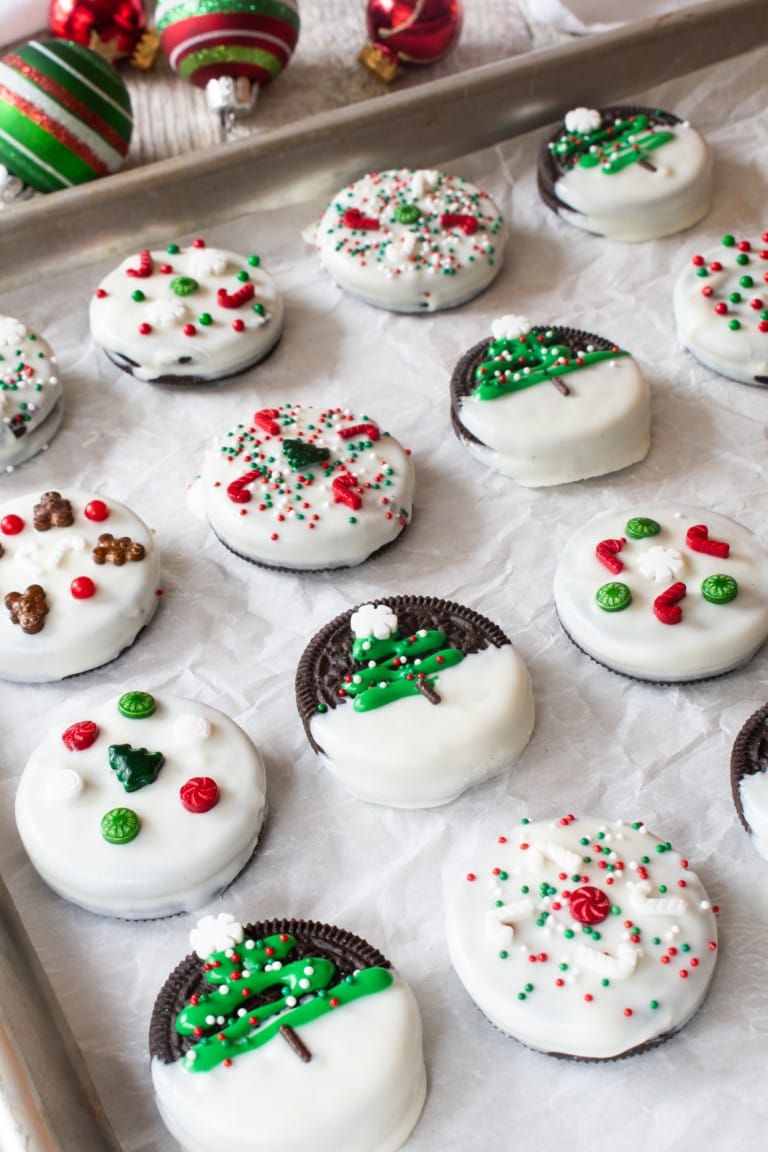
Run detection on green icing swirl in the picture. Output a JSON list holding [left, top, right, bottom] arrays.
[[176, 932, 392, 1072], [345, 629, 464, 711], [472, 328, 628, 401], [550, 112, 675, 174]]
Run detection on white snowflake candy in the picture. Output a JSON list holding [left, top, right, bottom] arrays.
[[174, 712, 212, 743], [564, 107, 602, 134], [491, 315, 531, 341], [190, 913, 244, 959], [188, 248, 230, 277], [0, 315, 27, 347], [638, 545, 684, 583], [411, 169, 440, 197], [351, 603, 398, 641], [146, 299, 188, 328]]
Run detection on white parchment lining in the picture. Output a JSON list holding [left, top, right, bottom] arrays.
[[1, 45, 767, 1152]]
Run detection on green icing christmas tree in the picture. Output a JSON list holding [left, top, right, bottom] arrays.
[[550, 111, 674, 175], [473, 325, 627, 401], [176, 926, 391, 1072], [340, 604, 465, 712]]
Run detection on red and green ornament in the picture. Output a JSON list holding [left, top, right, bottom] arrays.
[[155, 0, 300, 123], [0, 38, 133, 193], [360, 0, 462, 82]]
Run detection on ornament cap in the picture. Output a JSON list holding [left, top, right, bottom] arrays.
[[0, 165, 34, 205], [205, 75, 259, 127], [359, 42, 399, 83], [131, 28, 160, 71]]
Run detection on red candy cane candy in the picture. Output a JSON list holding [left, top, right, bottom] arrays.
[[440, 213, 479, 235], [686, 524, 730, 558], [654, 582, 687, 625], [253, 409, 281, 436], [331, 472, 362, 510], [337, 423, 381, 442], [595, 538, 625, 574], [226, 471, 260, 504], [217, 283, 255, 309], [126, 249, 153, 278], [342, 208, 380, 230]]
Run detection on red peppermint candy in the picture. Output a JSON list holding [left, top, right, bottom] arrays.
[[61, 720, 99, 752], [180, 776, 220, 814], [569, 885, 610, 925]]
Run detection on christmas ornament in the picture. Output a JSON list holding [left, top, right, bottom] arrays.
[[48, 1, 158, 67], [156, 0, 300, 127], [0, 38, 133, 193], [361, 0, 462, 82]]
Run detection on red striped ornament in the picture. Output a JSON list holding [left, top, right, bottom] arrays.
[[0, 38, 132, 193], [156, 0, 300, 96]]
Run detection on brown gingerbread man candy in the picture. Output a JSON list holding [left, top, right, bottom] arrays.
[[5, 584, 48, 634], [34, 492, 74, 531], [92, 534, 146, 566]]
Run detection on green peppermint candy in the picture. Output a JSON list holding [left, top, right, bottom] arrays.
[[118, 691, 156, 719], [100, 807, 140, 845], [394, 203, 421, 224], [701, 574, 738, 604], [596, 582, 632, 612], [170, 276, 199, 297], [625, 517, 660, 540]]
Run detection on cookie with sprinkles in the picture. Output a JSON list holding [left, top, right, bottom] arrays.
[[446, 815, 719, 1060], [553, 504, 768, 681], [0, 488, 160, 682], [89, 238, 283, 384], [312, 167, 507, 312], [538, 105, 712, 242], [730, 702, 768, 864], [296, 595, 534, 807], [15, 692, 267, 918], [674, 232, 768, 385], [150, 913, 426, 1152], [0, 315, 63, 471], [450, 315, 650, 486], [189, 403, 415, 570]]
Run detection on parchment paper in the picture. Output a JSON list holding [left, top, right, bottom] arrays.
[[1, 43, 767, 1152]]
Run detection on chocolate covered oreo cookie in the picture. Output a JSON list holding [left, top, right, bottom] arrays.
[[731, 703, 768, 861], [296, 594, 534, 807], [150, 913, 426, 1152]]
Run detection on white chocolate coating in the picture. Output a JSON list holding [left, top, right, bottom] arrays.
[[0, 489, 160, 682], [315, 168, 506, 312], [457, 347, 650, 487], [15, 694, 267, 919], [89, 241, 283, 383], [552, 121, 712, 242], [152, 974, 425, 1152], [673, 234, 768, 385], [191, 403, 414, 570], [553, 505, 768, 681], [739, 771, 768, 863], [310, 645, 535, 808], [446, 816, 718, 1059], [0, 315, 62, 470]]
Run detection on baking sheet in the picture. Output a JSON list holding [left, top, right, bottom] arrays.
[[2, 42, 768, 1152]]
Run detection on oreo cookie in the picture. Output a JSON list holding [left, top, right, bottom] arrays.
[[150, 913, 426, 1152], [731, 703, 768, 859], [450, 316, 649, 486], [538, 104, 712, 242], [296, 595, 534, 807]]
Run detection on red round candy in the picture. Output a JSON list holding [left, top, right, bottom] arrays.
[[569, 885, 610, 925], [232, 318, 245, 332], [1, 514, 24, 535], [84, 499, 109, 521], [71, 576, 96, 599], [61, 719, 99, 752], [180, 776, 219, 813]]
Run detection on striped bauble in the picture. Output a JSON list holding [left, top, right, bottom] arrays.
[[156, 0, 300, 91], [0, 39, 133, 194]]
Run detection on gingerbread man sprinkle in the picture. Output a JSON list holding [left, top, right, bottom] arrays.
[[92, 534, 146, 566], [34, 492, 74, 532], [5, 584, 48, 634]]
